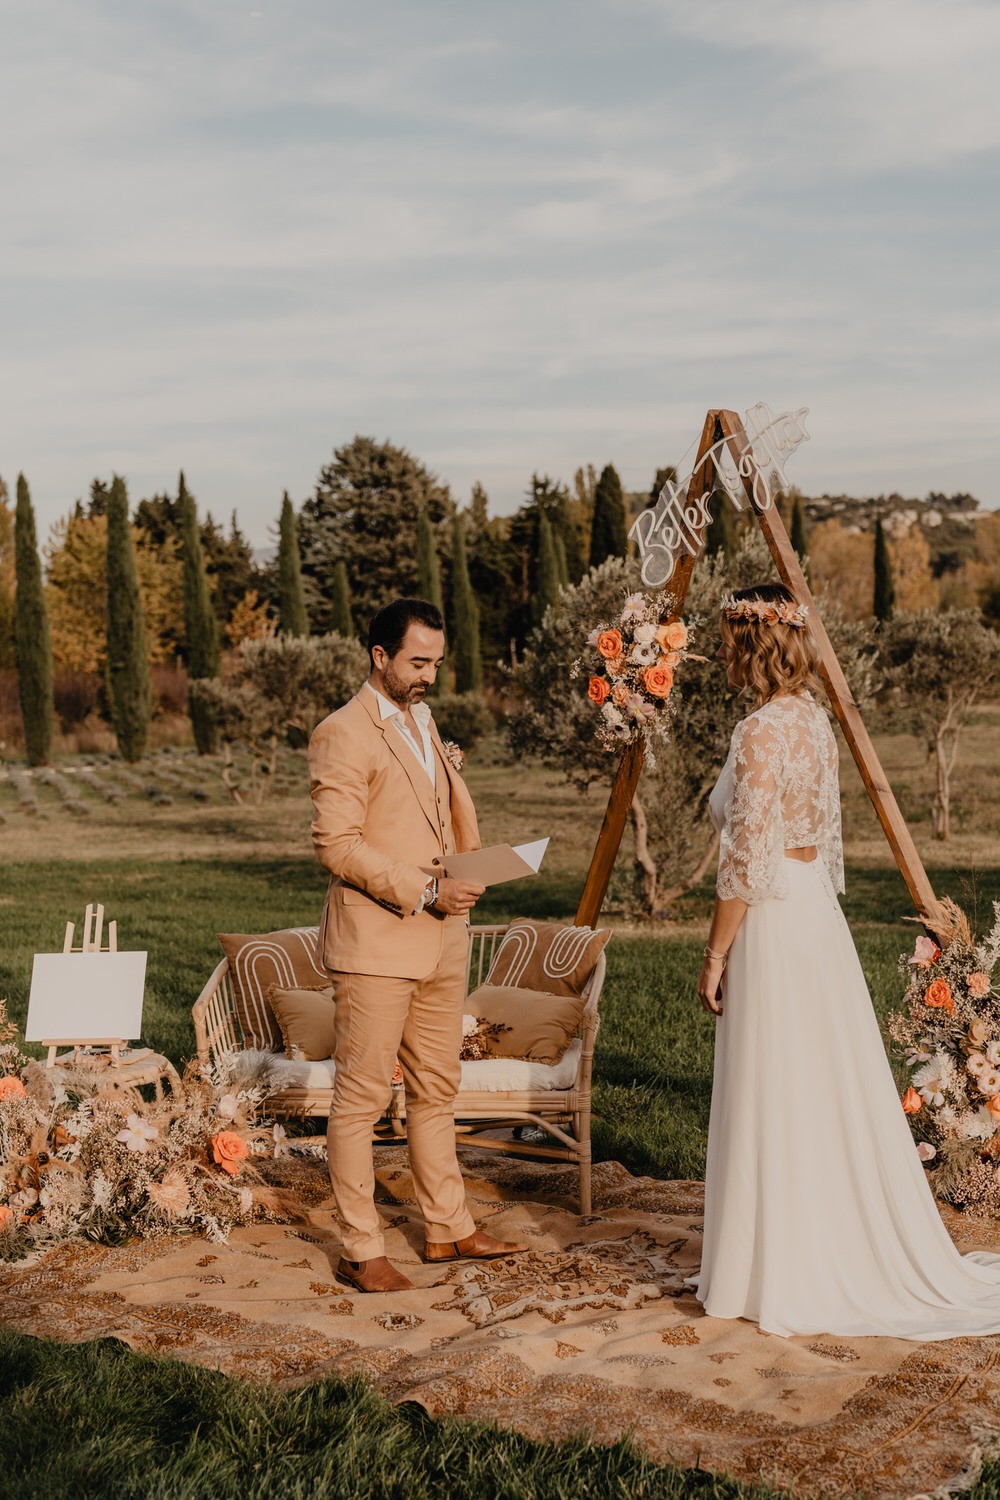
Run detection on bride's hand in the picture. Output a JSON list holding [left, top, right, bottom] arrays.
[[697, 957, 726, 1016]]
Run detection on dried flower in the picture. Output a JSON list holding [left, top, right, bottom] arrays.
[[217, 1093, 240, 1121], [917, 1142, 937, 1162], [115, 1114, 159, 1153], [964, 1020, 990, 1053], [272, 1124, 290, 1158], [0, 1076, 27, 1102], [909, 935, 941, 968], [969, 972, 992, 999], [146, 1169, 191, 1218]]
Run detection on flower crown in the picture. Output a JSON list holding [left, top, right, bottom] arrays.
[[721, 595, 809, 629]]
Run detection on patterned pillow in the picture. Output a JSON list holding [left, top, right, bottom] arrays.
[[483, 920, 610, 998], [217, 928, 326, 1051]]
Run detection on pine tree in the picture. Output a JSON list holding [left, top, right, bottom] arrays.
[[874, 518, 895, 622], [450, 516, 482, 693], [331, 560, 353, 639], [179, 473, 221, 752], [277, 492, 309, 637], [14, 474, 53, 765], [588, 464, 627, 566], [417, 509, 444, 614], [790, 495, 809, 573], [704, 488, 737, 559], [105, 475, 152, 762], [533, 514, 561, 624]]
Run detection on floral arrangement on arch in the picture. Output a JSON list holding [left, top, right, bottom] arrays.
[[0, 999, 315, 1259], [572, 588, 694, 760], [888, 899, 1000, 1214]]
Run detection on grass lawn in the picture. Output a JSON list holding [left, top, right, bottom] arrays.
[[3, 726, 1000, 1497]]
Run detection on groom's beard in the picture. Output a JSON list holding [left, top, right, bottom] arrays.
[[381, 660, 428, 708]]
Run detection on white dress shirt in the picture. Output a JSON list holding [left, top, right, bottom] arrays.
[[365, 683, 437, 787]]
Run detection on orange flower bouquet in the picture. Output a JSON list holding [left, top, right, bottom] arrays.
[[572, 588, 695, 760], [887, 899, 1000, 1212]]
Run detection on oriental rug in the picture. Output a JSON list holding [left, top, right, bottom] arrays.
[[3, 1151, 1000, 1499]]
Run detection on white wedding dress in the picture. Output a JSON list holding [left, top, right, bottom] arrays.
[[692, 691, 1000, 1339]]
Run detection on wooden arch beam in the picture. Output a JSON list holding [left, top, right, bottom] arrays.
[[575, 408, 937, 928]]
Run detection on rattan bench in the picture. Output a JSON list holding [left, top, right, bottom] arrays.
[[193, 924, 605, 1213]]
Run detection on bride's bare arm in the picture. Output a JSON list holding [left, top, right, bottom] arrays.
[[697, 895, 748, 1016]]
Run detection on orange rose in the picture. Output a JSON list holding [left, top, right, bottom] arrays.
[[0, 1205, 13, 1230], [211, 1131, 249, 1176], [901, 1087, 923, 1115], [0, 1077, 26, 1102], [643, 663, 674, 700], [595, 629, 623, 660], [655, 620, 688, 651], [987, 1095, 1000, 1123], [924, 978, 955, 1014], [587, 676, 610, 706]]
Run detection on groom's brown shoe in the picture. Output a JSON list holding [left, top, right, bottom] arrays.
[[336, 1256, 414, 1292], [424, 1229, 529, 1263]]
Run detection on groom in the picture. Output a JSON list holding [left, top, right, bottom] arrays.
[[308, 597, 527, 1292]]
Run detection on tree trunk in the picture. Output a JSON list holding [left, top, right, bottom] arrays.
[[658, 831, 721, 908], [630, 791, 658, 915]]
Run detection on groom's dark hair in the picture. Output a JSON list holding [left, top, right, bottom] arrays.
[[367, 598, 445, 664]]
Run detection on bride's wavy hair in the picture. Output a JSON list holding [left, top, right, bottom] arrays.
[[720, 582, 821, 704]]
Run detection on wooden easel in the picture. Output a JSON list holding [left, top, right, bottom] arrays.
[[44, 902, 127, 1069], [575, 407, 939, 929]]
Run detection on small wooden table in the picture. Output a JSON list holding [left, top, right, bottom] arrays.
[[46, 1045, 182, 1100]]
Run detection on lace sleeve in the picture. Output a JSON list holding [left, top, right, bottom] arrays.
[[717, 714, 787, 904]]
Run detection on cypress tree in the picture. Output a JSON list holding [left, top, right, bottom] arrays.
[[450, 516, 482, 693], [105, 475, 152, 762], [704, 488, 737, 559], [588, 464, 628, 566], [553, 533, 570, 589], [790, 495, 809, 571], [331, 560, 353, 639], [277, 492, 308, 637], [179, 473, 221, 753], [533, 514, 561, 624], [874, 518, 895, 622], [14, 474, 53, 766], [416, 509, 444, 614]]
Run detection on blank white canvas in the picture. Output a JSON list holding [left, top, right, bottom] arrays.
[[25, 951, 147, 1043]]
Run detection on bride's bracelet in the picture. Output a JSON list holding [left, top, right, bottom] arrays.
[[703, 945, 729, 967]]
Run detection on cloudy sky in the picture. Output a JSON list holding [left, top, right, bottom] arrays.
[[3, 0, 998, 547]]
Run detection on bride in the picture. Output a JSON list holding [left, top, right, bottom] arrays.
[[692, 581, 1000, 1339]]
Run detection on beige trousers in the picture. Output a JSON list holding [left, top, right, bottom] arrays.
[[326, 919, 477, 1260]]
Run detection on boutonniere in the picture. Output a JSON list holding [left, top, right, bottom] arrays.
[[442, 739, 465, 773]]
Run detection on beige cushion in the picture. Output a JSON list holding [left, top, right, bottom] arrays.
[[483, 920, 610, 998], [217, 928, 326, 1051], [464, 984, 587, 1065], [267, 983, 337, 1061]]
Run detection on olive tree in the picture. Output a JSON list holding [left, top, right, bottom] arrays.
[[191, 633, 367, 802], [877, 610, 1000, 840]]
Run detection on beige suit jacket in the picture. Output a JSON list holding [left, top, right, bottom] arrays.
[[308, 688, 481, 979]]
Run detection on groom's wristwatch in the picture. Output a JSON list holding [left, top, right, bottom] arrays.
[[423, 877, 439, 910]]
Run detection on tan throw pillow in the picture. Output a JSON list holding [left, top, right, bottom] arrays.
[[464, 984, 587, 1065], [217, 928, 326, 1051], [266, 983, 337, 1061], [483, 920, 610, 998]]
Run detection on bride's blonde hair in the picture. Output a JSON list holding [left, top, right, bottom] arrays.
[[720, 582, 820, 704]]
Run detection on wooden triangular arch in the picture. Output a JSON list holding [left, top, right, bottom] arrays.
[[574, 407, 938, 928]]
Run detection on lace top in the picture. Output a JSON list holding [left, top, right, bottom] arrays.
[[709, 692, 845, 904]]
